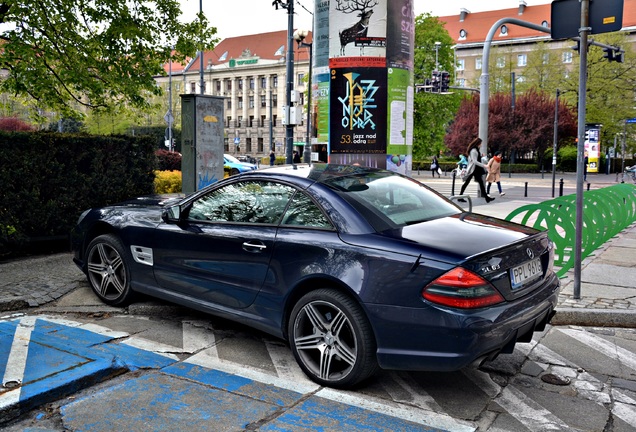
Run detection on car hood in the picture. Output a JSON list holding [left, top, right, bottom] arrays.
[[116, 194, 185, 207]]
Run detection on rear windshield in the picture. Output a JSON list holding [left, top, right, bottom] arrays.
[[321, 172, 460, 231]]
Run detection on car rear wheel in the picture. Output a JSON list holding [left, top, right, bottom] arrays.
[[288, 289, 378, 388], [85, 234, 134, 306], [230, 168, 240, 176]]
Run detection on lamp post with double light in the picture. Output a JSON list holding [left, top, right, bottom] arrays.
[[294, 29, 312, 164], [273, 0, 295, 164]]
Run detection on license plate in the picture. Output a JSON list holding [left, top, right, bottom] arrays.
[[510, 258, 542, 289]]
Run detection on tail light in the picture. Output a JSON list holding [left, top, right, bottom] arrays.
[[423, 267, 504, 309]]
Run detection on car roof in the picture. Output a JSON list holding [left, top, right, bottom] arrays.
[[249, 163, 388, 183]]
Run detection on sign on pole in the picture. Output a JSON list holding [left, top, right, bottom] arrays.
[[551, 0, 623, 39]]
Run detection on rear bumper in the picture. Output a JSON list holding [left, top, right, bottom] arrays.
[[366, 273, 560, 371]]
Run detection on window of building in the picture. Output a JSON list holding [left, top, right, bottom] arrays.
[[246, 137, 252, 153], [261, 115, 266, 127], [258, 137, 264, 153], [224, 137, 229, 152], [249, 77, 255, 90], [238, 97, 243, 109], [272, 75, 278, 87], [190, 82, 196, 93], [249, 116, 254, 127], [272, 94, 278, 107], [238, 79, 243, 90], [563, 51, 573, 63], [517, 54, 527, 67], [297, 73, 305, 85], [216, 80, 221, 92], [456, 59, 465, 71], [457, 78, 466, 87], [272, 114, 277, 127], [496, 57, 506, 68], [226, 80, 232, 91], [260, 76, 267, 88], [475, 57, 482, 70], [238, 116, 242, 127], [249, 96, 254, 108], [261, 95, 267, 108], [499, 25, 508, 36], [226, 116, 231, 128], [227, 100, 231, 110]]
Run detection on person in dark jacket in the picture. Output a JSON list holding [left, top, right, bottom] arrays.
[[269, 150, 276, 167], [458, 137, 495, 203]]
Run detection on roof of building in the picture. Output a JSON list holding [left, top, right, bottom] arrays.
[[440, 1, 636, 45], [163, 29, 312, 75]]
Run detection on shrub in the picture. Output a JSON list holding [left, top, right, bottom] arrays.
[[156, 149, 182, 171], [0, 117, 34, 131], [154, 170, 182, 194]]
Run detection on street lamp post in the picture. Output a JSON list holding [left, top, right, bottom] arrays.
[[434, 41, 441, 70], [273, 0, 295, 164], [294, 29, 312, 164]]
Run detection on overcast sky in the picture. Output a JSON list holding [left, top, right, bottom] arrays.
[[178, 0, 552, 40]]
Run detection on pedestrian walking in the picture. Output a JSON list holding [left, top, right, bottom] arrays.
[[269, 150, 276, 167], [458, 137, 495, 203], [293, 150, 301, 164], [584, 151, 589, 182], [486, 151, 505, 196], [430, 155, 440, 177]]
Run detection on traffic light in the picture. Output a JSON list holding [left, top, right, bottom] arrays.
[[603, 47, 615, 61], [431, 70, 440, 93], [440, 71, 450, 93]]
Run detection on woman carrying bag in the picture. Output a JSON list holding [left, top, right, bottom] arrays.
[[458, 137, 495, 203]]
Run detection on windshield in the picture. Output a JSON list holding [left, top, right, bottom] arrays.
[[225, 154, 240, 163], [322, 171, 460, 231]]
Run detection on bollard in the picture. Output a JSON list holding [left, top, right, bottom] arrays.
[[587, 182, 591, 191], [559, 178, 564, 196], [451, 171, 456, 196], [524, 182, 528, 197]]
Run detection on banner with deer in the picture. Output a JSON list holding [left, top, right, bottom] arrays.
[[329, 0, 387, 67]]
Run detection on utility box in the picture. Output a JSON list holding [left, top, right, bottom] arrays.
[[180, 94, 225, 193]]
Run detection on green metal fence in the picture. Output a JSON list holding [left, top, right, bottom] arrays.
[[505, 184, 636, 277]]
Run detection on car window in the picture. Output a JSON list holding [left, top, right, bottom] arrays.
[[282, 192, 332, 229], [188, 180, 295, 224], [323, 172, 459, 230]]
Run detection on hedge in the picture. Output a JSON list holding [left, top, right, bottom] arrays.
[[0, 132, 156, 257]]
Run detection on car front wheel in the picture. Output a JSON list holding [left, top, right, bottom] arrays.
[[288, 289, 378, 388], [85, 234, 134, 306]]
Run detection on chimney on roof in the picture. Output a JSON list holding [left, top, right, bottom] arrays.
[[459, 8, 470, 22], [518, 0, 527, 15]]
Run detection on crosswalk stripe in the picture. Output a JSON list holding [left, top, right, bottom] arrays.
[[558, 327, 636, 371]]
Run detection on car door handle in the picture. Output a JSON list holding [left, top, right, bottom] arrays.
[[242, 241, 267, 253]]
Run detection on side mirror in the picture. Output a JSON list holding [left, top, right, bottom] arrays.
[[162, 205, 182, 223]]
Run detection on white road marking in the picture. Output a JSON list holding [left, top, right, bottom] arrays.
[[264, 340, 312, 384], [558, 327, 636, 371], [493, 385, 571, 431], [0, 316, 36, 408]]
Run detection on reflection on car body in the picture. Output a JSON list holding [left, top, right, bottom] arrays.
[[71, 164, 560, 388]]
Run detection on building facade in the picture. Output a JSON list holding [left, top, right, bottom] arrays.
[[439, 0, 636, 89], [155, 30, 312, 161]]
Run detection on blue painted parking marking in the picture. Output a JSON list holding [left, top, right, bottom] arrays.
[[0, 315, 177, 421]]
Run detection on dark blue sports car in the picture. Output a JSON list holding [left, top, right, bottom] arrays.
[[71, 164, 560, 388]]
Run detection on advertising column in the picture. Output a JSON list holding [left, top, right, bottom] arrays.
[[585, 123, 602, 173], [315, 0, 413, 174]]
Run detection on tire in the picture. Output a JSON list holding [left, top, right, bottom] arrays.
[[85, 234, 135, 306], [231, 168, 240, 176], [288, 289, 378, 388]]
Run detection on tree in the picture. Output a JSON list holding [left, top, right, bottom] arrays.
[[0, 1, 218, 119], [445, 90, 577, 166], [412, 13, 462, 158]]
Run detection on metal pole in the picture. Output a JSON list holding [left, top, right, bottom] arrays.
[[168, 52, 173, 152], [573, 0, 590, 300], [302, 41, 313, 164], [285, 2, 295, 164], [552, 89, 559, 197], [199, 0, 204, 95], [435, 42, 441, 70], [622, 121, 627, 182]]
